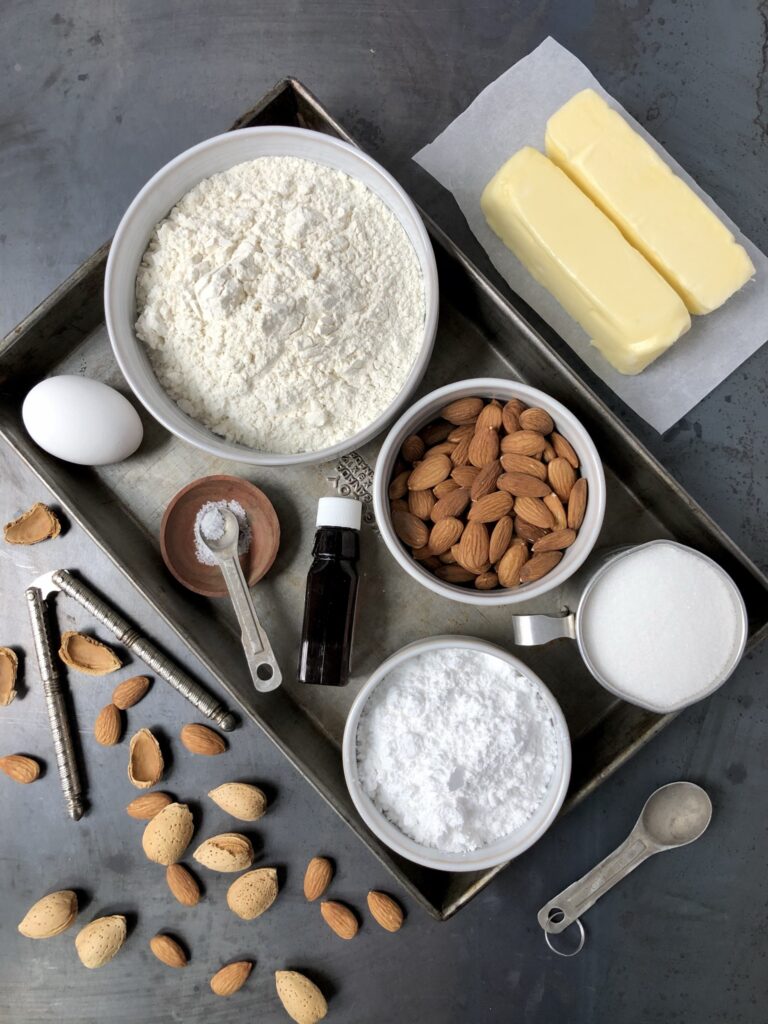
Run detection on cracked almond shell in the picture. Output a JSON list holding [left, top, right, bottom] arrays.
[[127, 727, 164, 789], [226, 867, 278, 920], [275, 970, 328, 1024], [18, 890, 78, 938], [59, 632, 121, 676], [3, 503, 61, 545], [142, 802, 194, 865], [0, 647, 18, 706], [75, 915, 127, 969], [193, 833, 254, 873], [208, 782, 267, 822]]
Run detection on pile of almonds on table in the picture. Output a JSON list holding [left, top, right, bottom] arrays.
[[388, 395, 589, 590]]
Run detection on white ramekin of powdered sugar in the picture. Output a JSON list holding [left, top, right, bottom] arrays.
[[104, 126, 438, 466], [342, 636, 571, 871]]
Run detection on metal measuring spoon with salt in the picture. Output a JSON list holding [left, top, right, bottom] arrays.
[[199, 506, 282, 692], [538, 781, 712, 956]]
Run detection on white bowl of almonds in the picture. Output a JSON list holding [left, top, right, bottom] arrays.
[[373, 379, 606, 604]]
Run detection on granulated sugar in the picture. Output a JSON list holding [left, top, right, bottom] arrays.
[[581, 542, 744, 710], [193, 499, 251, 566], [356, 647, 559, 853]]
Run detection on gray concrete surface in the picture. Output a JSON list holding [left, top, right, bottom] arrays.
[[1, 1, 767, 1021]]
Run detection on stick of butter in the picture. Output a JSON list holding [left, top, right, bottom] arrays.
[[545, 89, 755, 315], [480, 147, 691, 374]]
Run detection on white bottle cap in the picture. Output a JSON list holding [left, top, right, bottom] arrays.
[[316, 496, 362, 531]]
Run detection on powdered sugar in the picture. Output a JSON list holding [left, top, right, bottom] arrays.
[[135, 156, 426, 454], [356, 647, 559, 853], [193, 499, 251, 566]]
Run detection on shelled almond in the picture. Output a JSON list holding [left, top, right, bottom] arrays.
[[388, 395, 589, 590]]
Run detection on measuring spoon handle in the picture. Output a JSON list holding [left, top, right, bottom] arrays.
[[538, 828, 655, 934], [511, 612, 576, 646], [218, 554, 282, 693]]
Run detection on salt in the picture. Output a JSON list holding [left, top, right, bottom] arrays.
[[580, 542, 743, 711], [356, 647, 559, 853], [193, 499, 251, 566]]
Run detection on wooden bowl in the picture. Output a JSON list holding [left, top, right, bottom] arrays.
[[160, 475, 280, 598]]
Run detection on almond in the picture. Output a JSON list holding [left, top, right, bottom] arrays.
[[520, 550, 563, 582], [450, 464, 479, 487], [423, 441, 456, 459], [0, 754, 40, 784], [500, 430, 547, 457], [430, 488, 470, 522], [514, 496, 555, 530], [0, 647, 18, 706], [128, 727, 164, 788], [533, 528, 577, 552], [501, 399, 525, 434], [447, 424, 475, 443], [434, 563, 475, 584], [208, 781, 267, 821], [457, 521, 489, 573], [519, 407, 554, 435], [500, 453, 548, 480], [320, 900, 359, 940], [126, 791, 173, 820], [111, 675, 150, 710], [551, 432, 580, 469], [367, 890, 404, 932], [548, 458, 577, 502], [303, 857, 333, 901], [194, 833, 254, 872], [468, 428, 499, 467], [514, 516, 550, 543], [58, 632, 121, 676], [94, 704, 122, 746], [166, 863, 201, 906], [438, 549, 456, 564], [407, 454, 452, 491], [420, 420, 452, 445], [544, 492, 568, 530], [408, 488, 435, 520], [3, 502, 61, 545], [428, 517, 464, 555], [400, 434, 425, 463], [390, 498, 408, 516], [543, 441, 557, 463], [227, 867, 279, 920], [449, 433, 472, 466], [489, 515, 514, 564], [211, 960, 253, 997], [433, 478, 460, 498], [180, 723, 226, 756], [497, 540, 529, 587], [476, 401, 503, 431], [412, 545, 435, 562], [391, 509, 429, 549], [470, 459, 502, 500], [497, 472, 551, 498], [18, 890, 78, 938], [440, 396, 484, 424], [142, 802, 194, 865], [388, 470, 410, 500], [275, 970, 328, 1024], [568, 477, 588, 530], [474, 570, 499, 590], [150, 933, 187, 968], [467, 491, 514, 523], [75, 915, 126, 969]]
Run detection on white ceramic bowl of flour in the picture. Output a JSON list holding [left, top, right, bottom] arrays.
[[342, 636, 571, 871], [105, 126, 438, 465]]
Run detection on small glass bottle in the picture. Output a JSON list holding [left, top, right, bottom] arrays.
[[298, 497, 362, 687]]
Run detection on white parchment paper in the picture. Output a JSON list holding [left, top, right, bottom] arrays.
[[414, 37, 768, 432]]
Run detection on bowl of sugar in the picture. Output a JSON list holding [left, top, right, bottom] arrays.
[[342, 636, 571, 871]]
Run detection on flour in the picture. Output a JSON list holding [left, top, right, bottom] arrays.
[[135, 156, 426, 453], [356, 647, 559, 853], [193, 499, 251, 566]]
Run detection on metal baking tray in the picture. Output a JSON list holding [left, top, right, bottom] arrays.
[[2, 79, 767, 920]]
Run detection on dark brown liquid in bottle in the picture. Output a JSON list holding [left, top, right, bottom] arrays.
[[298, 526, 359, 686]]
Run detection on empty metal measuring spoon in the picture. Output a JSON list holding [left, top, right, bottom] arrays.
[[201, 508, 282, 693], [538, 781, 712, 956]]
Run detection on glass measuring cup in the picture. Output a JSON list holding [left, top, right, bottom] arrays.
[[511, 539, 748, 713]]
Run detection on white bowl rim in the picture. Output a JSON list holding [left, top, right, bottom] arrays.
[[373, 378, 607, 605], [342, 635, 572, 872], [104, 125, 439, 467]]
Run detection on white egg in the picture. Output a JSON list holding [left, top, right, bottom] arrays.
[[22, 375, 144, 466]]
